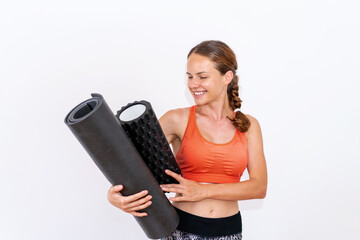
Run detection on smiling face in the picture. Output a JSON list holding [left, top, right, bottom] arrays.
[[187, 53, 233, 106]]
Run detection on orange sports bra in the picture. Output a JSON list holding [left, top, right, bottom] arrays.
[[175, 106, 248, 184]]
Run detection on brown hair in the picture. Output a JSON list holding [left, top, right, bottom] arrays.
[[187, 40, 250, 132]]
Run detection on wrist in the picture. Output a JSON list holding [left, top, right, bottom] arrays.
[[201, 183, 211, 200]]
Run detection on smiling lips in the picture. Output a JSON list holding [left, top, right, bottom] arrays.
[[193, 91, 207, 97]]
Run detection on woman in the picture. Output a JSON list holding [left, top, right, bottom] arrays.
[[107, 40, 267, 239]]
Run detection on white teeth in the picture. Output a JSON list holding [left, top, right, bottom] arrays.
[[194, 91, 206, 96]]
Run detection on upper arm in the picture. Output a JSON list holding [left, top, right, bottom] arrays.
[[159, 108, 186, 145], [246, 115, 268, 190]]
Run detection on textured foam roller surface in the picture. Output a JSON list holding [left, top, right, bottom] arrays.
[[64, 93, 179, 239], [116, 100, 181, 185]]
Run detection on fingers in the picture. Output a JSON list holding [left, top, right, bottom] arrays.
[[127, 199, 152, 212], [160, 184, 180, 188], [125, 194, 152, 210], [124, 190, 149, 202], [129, 211, 148, 217], [109, 186, 149, 202], [160, 184, 183, 194], [169, 196, 185, 202], [165, 169, 183, 183], [109, 185, 123, 194], [107, 185, 123, 203], [123, 193, 152, 217], [107, 186, 152, 217], [161, 170, 185, 193]]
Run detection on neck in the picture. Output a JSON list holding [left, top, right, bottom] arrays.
[[196, 95, 233, 121]]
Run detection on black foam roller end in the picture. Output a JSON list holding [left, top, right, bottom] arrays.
[[116, 100, 181, 185]]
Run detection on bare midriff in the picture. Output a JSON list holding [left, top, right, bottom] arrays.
[[172, 183, 239, 218]]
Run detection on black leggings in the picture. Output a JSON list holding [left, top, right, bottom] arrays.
[[161, 207, 242, 240]]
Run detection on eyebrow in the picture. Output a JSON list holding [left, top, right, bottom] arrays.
[[186, 71, 209, 75]]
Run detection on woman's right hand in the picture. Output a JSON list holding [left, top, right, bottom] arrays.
[[107, 185, 152, 217]]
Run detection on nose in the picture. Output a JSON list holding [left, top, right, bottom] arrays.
[[188, 77, 200, 89]]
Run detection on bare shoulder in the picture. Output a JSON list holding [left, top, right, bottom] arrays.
[[160, 107, 190, 126], [244, 114, 262, 139], [159, 107, 190, 142], [245, 114, 260, 128]]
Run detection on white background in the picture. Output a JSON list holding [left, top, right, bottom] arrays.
[[1, 0, 359, 239]]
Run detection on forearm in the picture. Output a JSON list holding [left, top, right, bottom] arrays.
[[203, 178, 267, 201], [161, 170, 267, 202]]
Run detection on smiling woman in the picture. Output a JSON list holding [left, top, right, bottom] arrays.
[[107, 40, 267, 240]]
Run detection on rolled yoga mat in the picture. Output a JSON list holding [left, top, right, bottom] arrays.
[[116, 100, 181, 185], [64, 93, 179, 239]]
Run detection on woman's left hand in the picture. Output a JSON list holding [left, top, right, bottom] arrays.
[[160, 169, 207, 202]]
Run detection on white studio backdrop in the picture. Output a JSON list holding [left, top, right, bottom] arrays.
[[1, 0, 359, 239]]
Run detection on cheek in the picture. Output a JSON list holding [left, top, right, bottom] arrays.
[[187, 80, 192, 90], [201, 81, 211, 88], [204, 81, 218, 93]]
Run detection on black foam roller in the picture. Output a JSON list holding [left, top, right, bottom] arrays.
[[116, 101, 181, 185], [64, 93, 179, 239]]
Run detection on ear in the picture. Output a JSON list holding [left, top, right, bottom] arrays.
[[224, 70, 233, 85]]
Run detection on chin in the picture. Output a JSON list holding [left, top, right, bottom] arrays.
[[193, 98, 208, 106]]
